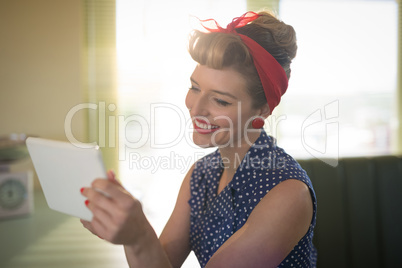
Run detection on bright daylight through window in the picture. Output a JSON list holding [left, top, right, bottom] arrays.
[[278, 0, 397, 159]]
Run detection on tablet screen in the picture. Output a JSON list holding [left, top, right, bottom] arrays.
[[26, 137, 107, 221]]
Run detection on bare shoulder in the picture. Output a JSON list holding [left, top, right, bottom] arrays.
[[249, 178, 313, 226], [176, 162, 195, 199], [160, 161, 195, 232], [259, 179, 312, 210]]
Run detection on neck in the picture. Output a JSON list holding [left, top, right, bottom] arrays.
[[218, 129, 261, 174]]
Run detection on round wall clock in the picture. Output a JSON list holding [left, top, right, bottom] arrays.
[[0, 172, 33, 219]]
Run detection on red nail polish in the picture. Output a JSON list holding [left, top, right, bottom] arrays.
[[85, 200, 90, 206], [80, 187, 85, 193]]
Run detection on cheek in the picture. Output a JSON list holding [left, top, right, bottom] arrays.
[[232, 108, 255, 130], [214, 110, 239, 128]]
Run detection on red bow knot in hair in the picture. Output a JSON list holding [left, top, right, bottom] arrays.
[[200, 11, 261, 33]]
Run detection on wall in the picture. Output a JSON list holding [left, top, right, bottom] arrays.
[[0, 0, 85, 189], [0, 0, 85, 141]]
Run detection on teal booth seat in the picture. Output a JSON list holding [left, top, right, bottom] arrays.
[[297, 156, 402, 268]]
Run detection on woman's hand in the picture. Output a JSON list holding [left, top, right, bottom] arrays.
[[81, 170, 173, 268], [80, 170, 147, 245]]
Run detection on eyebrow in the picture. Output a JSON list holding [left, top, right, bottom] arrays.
[[190, 77, 238, 100]]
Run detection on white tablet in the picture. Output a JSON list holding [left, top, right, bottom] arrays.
[[26, 137, 107, 221]]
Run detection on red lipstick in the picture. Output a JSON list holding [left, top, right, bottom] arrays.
[[193, 118, 220, 134]]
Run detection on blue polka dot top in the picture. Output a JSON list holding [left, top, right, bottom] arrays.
[[188, 130, 317, 267]]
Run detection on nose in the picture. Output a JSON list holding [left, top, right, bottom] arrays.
[[185, 90, 209, 117]]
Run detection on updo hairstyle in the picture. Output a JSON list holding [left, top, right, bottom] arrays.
[[188, 11, 297, 110]]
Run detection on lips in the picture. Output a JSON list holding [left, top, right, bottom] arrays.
[[193, 118, 220, 134]]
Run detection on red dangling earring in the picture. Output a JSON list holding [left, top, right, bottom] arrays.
[[251, 117, 265, 129]]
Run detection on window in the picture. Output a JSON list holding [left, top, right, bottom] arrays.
[[276, 0, 398, 162]]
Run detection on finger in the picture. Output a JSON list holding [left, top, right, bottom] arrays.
[[91, 179, 140, 214], [84, 180, 130, 222], [85, 187, 116, 216], [80, 218, 90, 227], [80, 186, 89, 197], [91, 179, 131, 203], [81, 185, 109, 199], [81, 178, 120, 199], [107, 169, 116, 181], [107, 169, 122, 186], [80, 219, 98, 235], [85, 197, 115, 226], [86, 198, 133, 243], [90, 216, 109, 239], [80, 171, 118, 199], [84, 200, 116, 240]]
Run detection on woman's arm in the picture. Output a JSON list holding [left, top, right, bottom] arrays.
[[205, 179, 314, 268], [159, 164, 194, 268]]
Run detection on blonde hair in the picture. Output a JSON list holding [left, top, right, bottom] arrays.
[[188, 11, 297, 109]]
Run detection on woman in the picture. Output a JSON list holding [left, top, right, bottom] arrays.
[[81, 11, 317, 268]]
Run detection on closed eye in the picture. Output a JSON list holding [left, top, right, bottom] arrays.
[[215, 98, 231, 106], [189, 86, 200, 92]]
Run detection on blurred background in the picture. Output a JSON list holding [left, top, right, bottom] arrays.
[[0, 0, 400, 267]]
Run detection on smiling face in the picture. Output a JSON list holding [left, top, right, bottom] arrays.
[[185, 64, 265, 148]]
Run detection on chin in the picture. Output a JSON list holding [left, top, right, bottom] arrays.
[[192, 132, 234, 149], [192, 134, 216, 148]]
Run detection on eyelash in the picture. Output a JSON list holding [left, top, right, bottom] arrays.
[[215, 98, 231, 106], [189, 86, 199, 92], [188, 86, 232, 107]]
